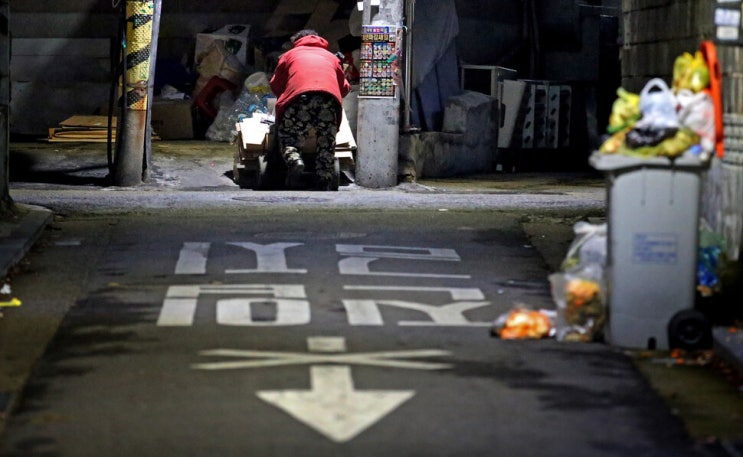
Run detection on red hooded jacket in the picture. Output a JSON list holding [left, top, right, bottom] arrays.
[[269, 35, 351, 126]]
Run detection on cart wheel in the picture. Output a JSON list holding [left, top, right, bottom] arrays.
[[253, 155, 268, 190], [330, 157, 340, 191], [233, 146, 249, 188], [668, 309, 712, 350]]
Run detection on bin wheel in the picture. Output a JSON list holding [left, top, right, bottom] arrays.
[[668, 309, 712, 351]]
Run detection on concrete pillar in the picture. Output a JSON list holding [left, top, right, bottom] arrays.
[[113, 0, 156, 186], [355, 0, 403, 188]]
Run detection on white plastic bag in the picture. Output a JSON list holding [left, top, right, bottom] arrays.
[[635, 78, 679, 130], [560, 222, 607, 272], [677, 89, 715, 153]]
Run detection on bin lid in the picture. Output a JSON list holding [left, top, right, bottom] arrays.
[[589, 151, 709, 172]]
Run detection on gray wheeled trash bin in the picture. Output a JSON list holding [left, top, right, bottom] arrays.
[[590, 153, 712, 350]]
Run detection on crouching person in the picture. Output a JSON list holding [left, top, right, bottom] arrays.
[[269, 29, 351, 190]]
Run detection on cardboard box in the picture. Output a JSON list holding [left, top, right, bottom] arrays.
[[151, 99, 193, 140], [195, 24, 251, 67], [236, 114, 272, 157]]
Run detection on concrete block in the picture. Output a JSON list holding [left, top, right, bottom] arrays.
[[441, 90, 494, 135], [398, 127, 494, 180]]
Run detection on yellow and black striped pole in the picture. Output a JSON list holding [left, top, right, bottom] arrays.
[[125, 1, 153, 111], [113, 0, 154, 186]]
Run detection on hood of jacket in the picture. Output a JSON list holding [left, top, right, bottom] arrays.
[[293, 34, 329, 50]]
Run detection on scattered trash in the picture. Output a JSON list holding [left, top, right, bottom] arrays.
[[0, 283, 21, 312], [491, 306, 555, 340], [0, 297, 21, 308], [697, 220, 726, 297]]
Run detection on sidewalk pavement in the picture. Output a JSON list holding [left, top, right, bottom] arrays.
[[0, 203, 52, 281], [2, 192, 742, 377]]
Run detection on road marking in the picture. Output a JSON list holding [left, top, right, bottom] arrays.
[[343, 299, 492, 327], [193, 338, 450, 443], [307, 336, 346, 352], [157, 284, 307, 326], [257, 365, 415, 442], [343, 286, 485, 300], [175, 242, 211, 274], [226, 242, 307, 274], [342, 287, 491, 326], [192, 348, 453, 370], [336, 244, 471, 279]]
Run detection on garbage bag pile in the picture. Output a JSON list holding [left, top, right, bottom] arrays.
[[599, 50, 717, 160], [205, 72, 273, 143], [492, 222, 608, 342]]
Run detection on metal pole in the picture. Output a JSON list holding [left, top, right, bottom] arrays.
[[403, 0, 414, 131], [113, 0, 154, 186]]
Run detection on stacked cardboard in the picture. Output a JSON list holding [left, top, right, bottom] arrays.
[[48, 115, 117, 143], [48, 115, 162, 143]]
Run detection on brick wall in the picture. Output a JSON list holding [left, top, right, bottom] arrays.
[[621, 0, 715, 93], [623, 0, 743, 112]]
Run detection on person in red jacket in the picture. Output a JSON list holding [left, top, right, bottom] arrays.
[[269, 29, 351, 190]]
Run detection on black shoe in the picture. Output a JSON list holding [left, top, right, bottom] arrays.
[[285, 158, 305, 188]]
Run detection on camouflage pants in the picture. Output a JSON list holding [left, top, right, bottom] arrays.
[[278, 92, 339, 180]]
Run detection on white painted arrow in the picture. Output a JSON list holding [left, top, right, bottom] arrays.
[[257, 365, 415, 443]]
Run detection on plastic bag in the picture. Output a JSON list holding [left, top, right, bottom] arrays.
[[244, 71, 271, 96], [551, 221, 607, 342], [607, 88, 641, 133], [697, 220, 726, 296], [635, 78, 679, 130], [618, 127, 699, 158], [673, 51, 710, 93], [560, 222, 607, 272], [549, 267, 606, 342], [599, 126, 630, 154], [205, 77, 270, 142], [205, 91, 237, 142], [624, 126, 678, 149], [677, 89, 715, 154], [491, 306, 554, 339]]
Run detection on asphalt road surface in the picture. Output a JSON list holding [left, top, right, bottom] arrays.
[[0, 208, 698, 457]]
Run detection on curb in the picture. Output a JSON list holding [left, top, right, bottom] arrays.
[[0, 203, 53, 280], [713, 326, 743, 377]]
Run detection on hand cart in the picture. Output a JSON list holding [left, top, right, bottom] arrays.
[[233, 110, 356, 191]]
